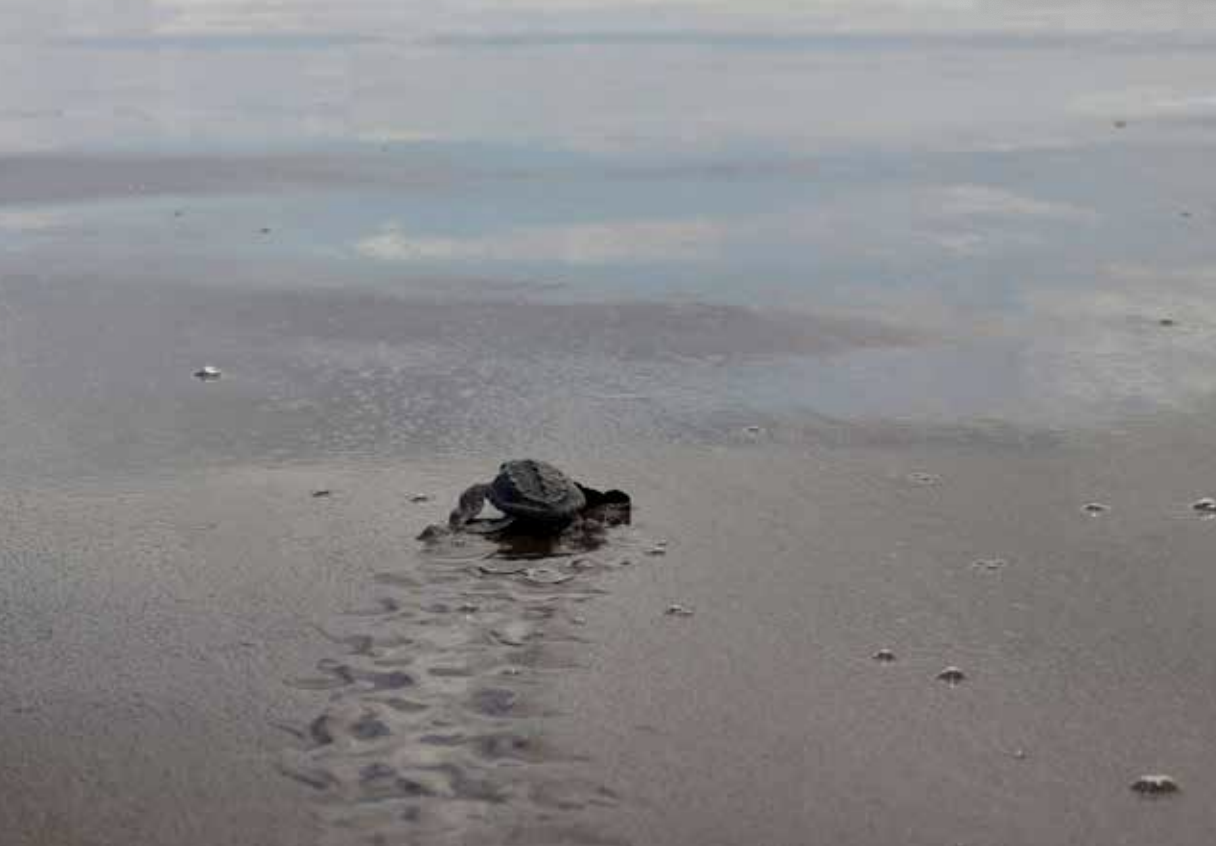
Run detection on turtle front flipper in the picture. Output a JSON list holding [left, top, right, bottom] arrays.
[[463, 516, 517, 535], [449, 483, 492, 529]]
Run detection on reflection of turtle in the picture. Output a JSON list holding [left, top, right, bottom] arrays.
[[445, 459, 628, 535]]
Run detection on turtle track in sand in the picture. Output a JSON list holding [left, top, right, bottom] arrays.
[[279, 527, 644, 846]]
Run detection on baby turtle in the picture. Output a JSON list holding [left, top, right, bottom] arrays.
[[446, 459, 629, 536], [193, 365, 222, 381], [1131, 774, 1180, 795]]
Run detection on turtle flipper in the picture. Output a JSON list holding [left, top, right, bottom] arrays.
[[449, 483, 491, 529], [463, 516, 517, 535]]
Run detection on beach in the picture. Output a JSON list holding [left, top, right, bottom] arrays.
[[4, 3, 1216, 844]]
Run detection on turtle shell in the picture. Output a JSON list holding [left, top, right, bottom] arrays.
[[488, 459, 586, 522]]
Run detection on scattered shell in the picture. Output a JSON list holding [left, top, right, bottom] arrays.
[[645, 546, 667, 557], [871, 648, 897, 663], [1082, 502, 1109, 515], [1192, 497, 1216, 514], [936, 666, 966, 685], [1131, 774, 1179, 795], [972, 558, 1007, 572], [522, 566, 575, 586], [311, 489, 332, 498], [907, 471, 941, 485], [193, 365, 222, 380], [410, 494, 431, 503], [665, 604, 694, 617]]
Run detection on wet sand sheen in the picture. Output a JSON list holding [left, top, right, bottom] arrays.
[[5, 2, 1216, 842], [8, 417, 1216, 845]]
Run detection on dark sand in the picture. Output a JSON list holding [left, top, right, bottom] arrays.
[[5, 5, 1216, 845]]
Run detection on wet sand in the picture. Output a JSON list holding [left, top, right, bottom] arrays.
[[4, 272, 1216, 845], [6, 4, 1216, 844]]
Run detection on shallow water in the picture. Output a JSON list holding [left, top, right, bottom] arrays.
[[3, 2, 1216, 845]]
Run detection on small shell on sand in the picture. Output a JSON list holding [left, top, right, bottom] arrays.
[[1192, 498, 1216, 514], [410, 494, 431, 503], [193, 365, 222, 380], [665, 604, 694, 617], [1131, 774, 1180, 795], [936, 666, 966, 685], [1082, 502, 1109, 515], [871, 648, 897, 663]]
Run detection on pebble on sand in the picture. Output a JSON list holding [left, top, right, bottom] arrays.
[[1131, 774, 1180, 795]]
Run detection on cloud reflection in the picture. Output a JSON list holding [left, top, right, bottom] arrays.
[[356, 217, 724, 265]]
